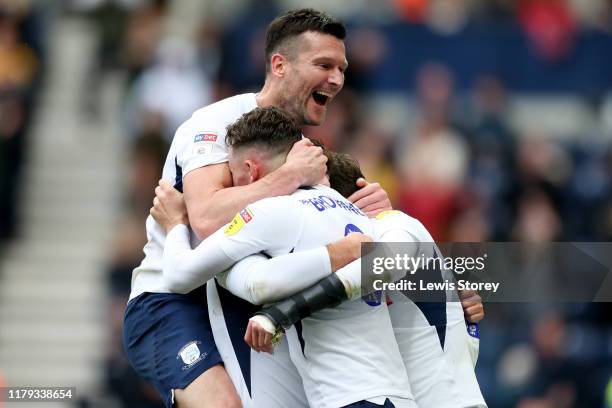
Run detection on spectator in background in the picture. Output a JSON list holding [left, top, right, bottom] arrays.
[[463, 75, 517, 239], [120, 0, 168, 86], [0, 12, 37, 87], [346, 119, 401, 205], [343, 27, 388, 93], [393, 0, 470, 34], [77, 0, 170, 121], [393, 0, 429, 23], [124, 38, 213, 142], [471, 0, 516, 23], [78, 0, 130, 118], [396, 62, 468, 240], [0, 9, 39, 241], [517, 0, 578, 62]]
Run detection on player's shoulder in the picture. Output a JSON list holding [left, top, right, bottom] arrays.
[[249, 194, 297, 215], [226, 195, 303, 240], [190, 93, 257, 124], [374, 210, 432, 240], [171, 93, 257, 147], [174, 93, 255, 134], [375, 209, 415, 223]]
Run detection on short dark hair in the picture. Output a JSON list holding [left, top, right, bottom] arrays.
[[226, 107, 302, 157], [327, 151, 364, 198], [265, 8, 346, 72]]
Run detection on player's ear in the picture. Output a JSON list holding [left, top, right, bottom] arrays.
[[270, 53, 287, 78], [245, 160, 259, 184]]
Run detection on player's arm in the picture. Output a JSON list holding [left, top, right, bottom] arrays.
[[217, 233, 372, 305], [252, 229, 420, 332], [247, 228, 484, 351], [245, 272, 350, 353], [330, 235, 486, 323], [250, 235, 485, 333], [184, 139, 326, 239], [153, 180, 365, 295], [151, 180, 292, 293]]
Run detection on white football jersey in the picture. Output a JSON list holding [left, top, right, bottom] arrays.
[[129, 93, 257, 300], [373, 210, 487, 408], [207, 186, 415, 408]]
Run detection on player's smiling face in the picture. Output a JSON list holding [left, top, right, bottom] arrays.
[[279, 31, 347, 127]]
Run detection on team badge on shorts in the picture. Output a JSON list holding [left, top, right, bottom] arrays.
[[193, 132, 218, 155], [467, 322, 480, 339], [177, 340, 208, 370], [224, 208, 253, 236]]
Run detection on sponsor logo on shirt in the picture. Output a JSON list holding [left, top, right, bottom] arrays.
[[224, 208, 253, 236], [240, 208, 252, 223], [193, 132, 218, 155], [194, 133, 218, 142]]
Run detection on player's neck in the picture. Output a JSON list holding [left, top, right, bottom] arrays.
[[256, 81, 279, 109]]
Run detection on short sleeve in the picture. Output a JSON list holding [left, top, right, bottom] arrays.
[[175, 120, 230, 177]]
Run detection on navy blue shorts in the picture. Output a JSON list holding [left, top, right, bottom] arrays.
[[123, 287, 223, 408]]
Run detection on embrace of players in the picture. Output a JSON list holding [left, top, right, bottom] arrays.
[[123, 7, 486, 408]]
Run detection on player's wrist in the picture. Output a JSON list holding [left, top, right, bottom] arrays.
[[277, 162, 303, 190], [172, 220, 189, 230], [249, 315, 276, 334], [326, 234, 372, 272], [167, 221, 188, 235], [326, 241, 349, 272]]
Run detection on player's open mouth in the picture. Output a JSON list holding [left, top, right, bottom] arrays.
[[312, 90, 333, 106]]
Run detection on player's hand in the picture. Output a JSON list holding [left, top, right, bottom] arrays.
[[348, 178, 392, 217], [284, 138, 327, 187], [326, 233, 374, 272], [460, 290, 485, 323], [245, 316, 275, 354], [150, 179, 189, 233]]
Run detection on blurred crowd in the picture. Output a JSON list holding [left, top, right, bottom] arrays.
[[0, 1, 45, 243], [2, 0, 611, 407]]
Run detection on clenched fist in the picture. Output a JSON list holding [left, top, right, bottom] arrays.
[[150, 179, 189, 232]]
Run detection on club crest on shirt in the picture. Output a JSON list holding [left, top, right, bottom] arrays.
[[193, 132, 217, 155], [224, 208, 253, 236]]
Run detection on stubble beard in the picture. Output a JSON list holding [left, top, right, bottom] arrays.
[[276, 97, 310, 128]]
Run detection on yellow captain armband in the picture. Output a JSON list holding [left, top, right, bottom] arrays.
[[375, 210, 402, 220], [224, 208, 254, 236]]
